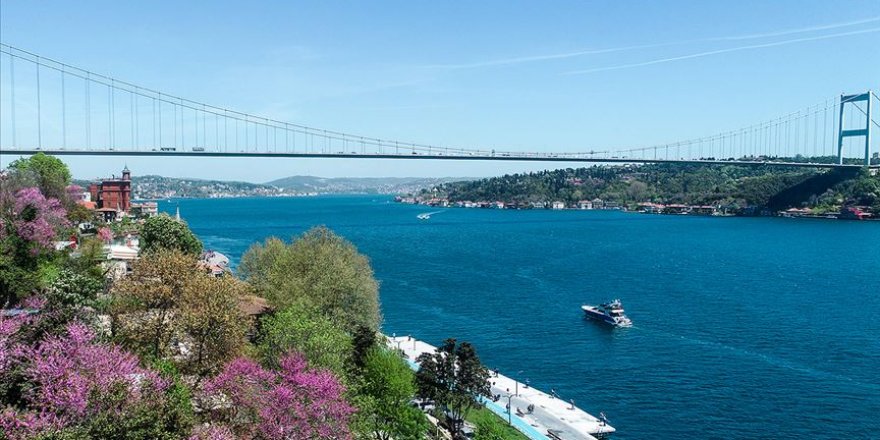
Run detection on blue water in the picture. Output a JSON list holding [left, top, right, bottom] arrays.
[[164, 196, 880, 439]]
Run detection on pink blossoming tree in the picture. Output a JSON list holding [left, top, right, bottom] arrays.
[[202, 352, 354, 440], [97, 226, 114, 243], [1, 187, 69, 255], [0, 323, 170, 439]]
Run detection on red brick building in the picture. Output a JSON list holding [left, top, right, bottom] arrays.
[[89, 166, 132, 213]]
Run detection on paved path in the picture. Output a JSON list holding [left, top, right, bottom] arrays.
[[387, 335, 615, 440]]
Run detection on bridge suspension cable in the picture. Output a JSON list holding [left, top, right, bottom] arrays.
[[0, 43, 876, 167]]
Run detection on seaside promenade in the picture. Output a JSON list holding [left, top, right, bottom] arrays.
[[387, 335, 615, 440]]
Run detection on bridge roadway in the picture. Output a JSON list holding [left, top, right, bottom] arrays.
[[2, 148, 874, 169]]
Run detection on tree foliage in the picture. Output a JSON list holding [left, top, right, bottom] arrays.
[[415, 339, 491, 436], [140, 214, 202, 256], [239, 226, 381, 332], [258, 303, 353, 377], [7, 153, 72, 200], [356, 347, 429, 440], [0, 184, 70, 305], [0, 323, 190, 440], [111, 249, 203, 360], [177, 275, 249, 377], [202, 353, 354, 440], [423, 163, 880, 211]]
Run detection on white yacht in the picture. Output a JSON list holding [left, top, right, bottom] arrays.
[[582, 299, 632, 327]]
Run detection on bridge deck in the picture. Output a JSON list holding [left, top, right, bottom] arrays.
[[1, 148, 872, 169]]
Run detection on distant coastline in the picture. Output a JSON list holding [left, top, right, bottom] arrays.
[[399, 163, 880, 221]]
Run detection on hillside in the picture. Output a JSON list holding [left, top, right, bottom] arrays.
[[73, 175, 470, 199], [420, 164, 880, 213], [265, 176, 467, 194]]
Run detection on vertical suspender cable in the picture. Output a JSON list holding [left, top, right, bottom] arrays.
[[36, 56, 42, 148], [180, 98, 185, 149], [61, 67, 66, 148], [10, 53, 16, 147], [158, 93, 163, 147], [107, 85, 112, 148], [173, 101, 177, 148], [128, 88, 140, 149], [111, 79, 116, 147], [85, 73, 90, 148]]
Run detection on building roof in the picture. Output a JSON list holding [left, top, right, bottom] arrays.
[[238, 295, 272, 317]]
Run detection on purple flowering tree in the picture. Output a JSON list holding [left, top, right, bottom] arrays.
[[202, 352, 354, 440], [97, 227, 114, 243], [1, 187, 69, 255], [0, 323, 169, 438]]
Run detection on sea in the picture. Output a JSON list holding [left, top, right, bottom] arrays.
[[161, 195, 880, 439]]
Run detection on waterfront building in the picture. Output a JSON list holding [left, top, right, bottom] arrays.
[[130, 201, 158, 218], [577, 200, 593, 210], [663, 204, 690, 214], [551, 201, 566, 210], [591, 198, 604, 209], [638, 202, 664, 213], [88, 166, 132, 213], [691, 205, 718, 215], [604, 201, 621, 210], [839, 206, 870, 220]]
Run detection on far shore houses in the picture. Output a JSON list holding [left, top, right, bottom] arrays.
[[395, 195, 874, 220]]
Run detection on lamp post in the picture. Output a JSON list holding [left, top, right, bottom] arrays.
[[505, 393, 513, 426], [515, 370, 523, 396]]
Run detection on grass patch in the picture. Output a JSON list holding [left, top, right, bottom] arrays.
[[465, 405, 531, 440]]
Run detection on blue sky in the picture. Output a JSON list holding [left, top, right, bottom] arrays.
[[1, 0, 879, 181]]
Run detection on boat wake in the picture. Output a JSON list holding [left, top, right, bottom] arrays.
[[417, 210, 444, 220]]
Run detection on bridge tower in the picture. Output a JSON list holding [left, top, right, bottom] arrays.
[[837, 91, 872, 166]]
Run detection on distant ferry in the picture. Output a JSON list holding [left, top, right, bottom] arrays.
[[582, 299, 632, 327]]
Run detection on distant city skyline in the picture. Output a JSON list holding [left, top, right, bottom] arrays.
[[1, 0, 878, 181]]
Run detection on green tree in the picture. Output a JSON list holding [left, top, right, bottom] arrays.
[[415, 339, 491, 437], [357, 347, 429, 440], [7, 152, 72, 200], [352, 324, 378, 371], [111, 249, 202, 360], [240, 226, 381, 331], [140, 214, 202, 255], [258, 302, 353, 376], [177, 274, 249, 377]]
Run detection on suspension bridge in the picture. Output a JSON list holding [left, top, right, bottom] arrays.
[[1, 43, 877, 169]]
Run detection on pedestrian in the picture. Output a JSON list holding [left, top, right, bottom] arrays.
[[569, 399, 575, 410]]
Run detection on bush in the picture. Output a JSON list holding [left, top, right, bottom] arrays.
[[140, 214, 202, 255], [201, 353, 354, 440], [258, 303, 352, 377], [239, 227, 380, 332]]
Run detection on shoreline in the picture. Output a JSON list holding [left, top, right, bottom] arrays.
[[397, 200, 878, 222], [386, 335, 615, 440]]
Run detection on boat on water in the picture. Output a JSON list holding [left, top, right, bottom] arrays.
[[417, 213, 431, 220], [582, 299, 632, 327]]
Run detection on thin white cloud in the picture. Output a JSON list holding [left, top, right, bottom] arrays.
[[713, 16, 880, 41], [563, 27, 880, 76], [425, 16, 880, 70], [424, 42, 679, 69]]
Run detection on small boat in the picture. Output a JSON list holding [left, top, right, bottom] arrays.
[[582, 299, 632, 327], [417, 213, 431, 220]]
